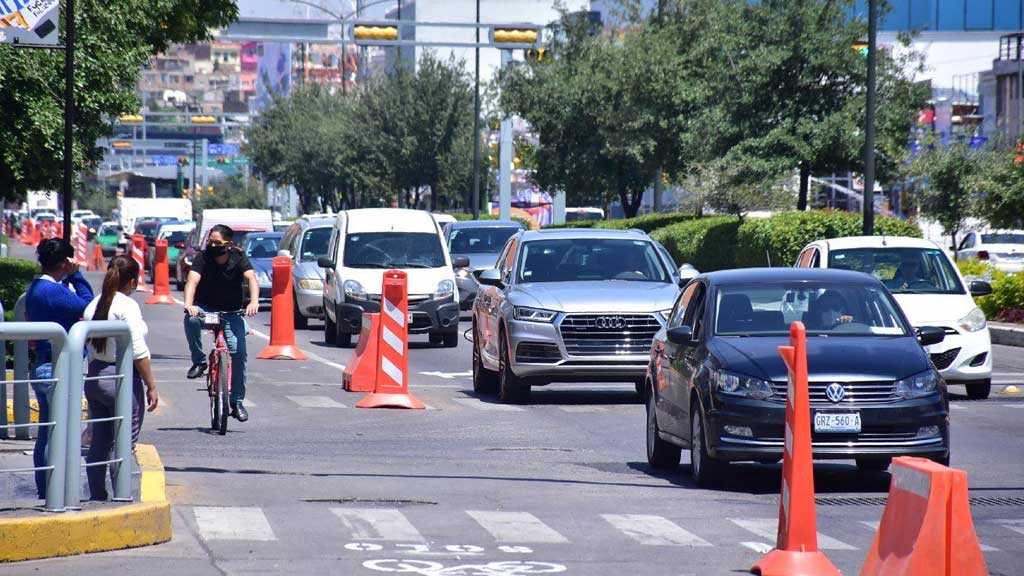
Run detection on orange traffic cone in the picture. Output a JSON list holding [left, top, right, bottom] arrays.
[[257, 256, 307, 360], [356, 270, 425, 410], [90, 243, 107, 272], [131, 234, 152, 293], [752, 321, 839, 576], [145, 239, 176, 305], [343, 313, 380, 392], [860, 457, 987, 576]]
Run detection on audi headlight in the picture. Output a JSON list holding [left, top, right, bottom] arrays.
[[343, 279, 367, 301], [958, 307, 987, 333], [513, 306, 557, 323], [896, 369, 940, 399], [298, 278, 323, 291], [712, 370, 773, 400], [434, 279, 455, 300]]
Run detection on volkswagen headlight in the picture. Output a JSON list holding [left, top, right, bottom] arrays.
[[513, 306, 557, 323], [298, 278, 323, 291], [896, 369, 940, 399], [434, 279, 455, 300], [712, 370, 773, 400], [958, 307, 987, 333], [343, 279, 367, 301]]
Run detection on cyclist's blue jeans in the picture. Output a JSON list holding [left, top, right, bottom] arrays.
[[184, 308, 247, 403], [30, 362, 53, 499]]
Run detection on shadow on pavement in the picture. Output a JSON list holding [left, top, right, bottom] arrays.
[[156, 427, 246, 436], [626, 460, 893, 495]]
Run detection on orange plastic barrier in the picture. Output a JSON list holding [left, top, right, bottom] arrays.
[[74, 225, 88, 266], [257, 256, 307, 360], [752, 321, 839, 576], [90, 244, 107, 272], [131, 234, 151, 293], [343, 312, 380, 393], [860, 456, 987, 576], [356, 270, 425, 410], [145, 239, 176, 305]]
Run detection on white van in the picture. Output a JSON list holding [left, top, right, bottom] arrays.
[[319, 209, 469, 348], [795, 236, 994, 399]]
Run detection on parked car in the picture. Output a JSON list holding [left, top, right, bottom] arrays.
[[242, 232, 284, 306], [96, 222, 123, 256], [472, 228, 685, 403], [955, 230, 1024, 273], [795, 236, 993, 399], [645, 267, 950, 487], [278, 215, 334, 329], [319, 208, 466, 348], [445, 220, 526, 311]]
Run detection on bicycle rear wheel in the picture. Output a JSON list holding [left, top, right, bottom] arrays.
[[215, 350, 231, 435], [208, 364, 219, 430]]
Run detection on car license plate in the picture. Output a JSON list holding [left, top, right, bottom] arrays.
[[813, 412, 861, 433]]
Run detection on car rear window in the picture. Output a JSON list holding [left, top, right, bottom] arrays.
[[982, 233, 1024, 244]]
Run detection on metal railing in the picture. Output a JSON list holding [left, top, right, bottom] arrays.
[[0, 318, 135, 511]]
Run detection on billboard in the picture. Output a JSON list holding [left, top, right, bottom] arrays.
[[0, 0, 60, 45], [255, 42, 292, 111]]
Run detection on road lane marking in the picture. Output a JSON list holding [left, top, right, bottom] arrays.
[[949, 404, 967, 410], [559, 406, 609, 413], [419, 371, 472, 380], [286, 395, 347, 408], [1002, 404, 1024, 409], [250, 328, 346, 371], [332, 509, 424, 542], [730, 518, 855, 550], [862, 520, 997, 551], [996, 519, 1024, 537], [466, 511, 568, 543], [193, 506, 277, 541], [741, 541, 773, 554], [453, 398, 524, 412], [601, 514, 712, 547]]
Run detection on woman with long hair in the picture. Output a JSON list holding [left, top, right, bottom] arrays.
[[83, 256, 158, 501]]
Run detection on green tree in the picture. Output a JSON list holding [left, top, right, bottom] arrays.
[[193, 175, 266, 212], [976, 144, 1024, 229], [0, 0, 238, 203], [909, 142, 983, 249]]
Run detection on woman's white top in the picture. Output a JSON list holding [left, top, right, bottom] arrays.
[[84, 292, 151, 362]]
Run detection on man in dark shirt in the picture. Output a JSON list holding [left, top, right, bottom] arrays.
[[183, 224, 260, 422]]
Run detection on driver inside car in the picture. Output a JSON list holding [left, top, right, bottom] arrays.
[[893, 255, 925, 289], [812, 290, 855, 330]]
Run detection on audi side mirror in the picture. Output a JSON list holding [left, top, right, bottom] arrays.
[[477, 268, 503, 287], [916, 326, 945, 347], [666, 325, 695, 346]]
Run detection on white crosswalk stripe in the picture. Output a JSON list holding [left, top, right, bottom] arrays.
[[466, 511, 569, 543], [286, 395, 347, 408], [193, 506, 277, 541], [601, 514, 712, 547], [453, 397, 524, 412], [730, 518, 856, 550], [996, 519, 1024, 536], [332, 509, 424, 541], [559, 406, 609, 413]]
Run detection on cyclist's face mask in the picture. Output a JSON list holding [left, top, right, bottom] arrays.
[[206, 239, 230, 257]]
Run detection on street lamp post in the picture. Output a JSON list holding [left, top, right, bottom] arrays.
[[471, 0, 481, 219], [862, 0, 878, 236], [62, 0, 76, 241]]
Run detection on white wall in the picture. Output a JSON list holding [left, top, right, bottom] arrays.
[[883, 31, 1004, 91]]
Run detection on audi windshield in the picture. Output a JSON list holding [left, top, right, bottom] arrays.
[[518, 239, 671, 283], [344, 232, 446, 269]]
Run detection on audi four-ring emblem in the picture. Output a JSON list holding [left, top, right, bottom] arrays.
[[825, 383, 846, 403], [595, 316, 627, 329]]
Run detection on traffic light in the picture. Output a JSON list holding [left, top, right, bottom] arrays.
[[852, 41, 869, 58], [190, 115, 217, 124], [490, 26, 540, 49], [353, 24, 399, 43], [206, 186, 214, 196], [111, 141, 132, 149], [119, 114, 144, 123], [177, 156, 189, 166], [216, 156, 226, 164], [183, 188, 191, 199], [525, 48, 548, 62]]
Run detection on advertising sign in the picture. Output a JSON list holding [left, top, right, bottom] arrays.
[[0, 0, 60, 45], [255, 42, 292, 111]]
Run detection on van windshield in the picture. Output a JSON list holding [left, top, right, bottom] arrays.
[[344, 232, 446, 269]]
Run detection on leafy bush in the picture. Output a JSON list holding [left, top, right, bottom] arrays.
[[543, 221, 597, 229], [955, 258, 995, 281], [734, 211, 922, 268], [995, 308, 1024, 324], [650, 216, 742, 272], [0, 258, 39, 315], [450, 213, 497, 221], [954, 259, 1024, 322], [596, 212, 694, 233]]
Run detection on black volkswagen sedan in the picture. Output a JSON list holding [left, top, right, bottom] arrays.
[[645, 268, 950, 487]]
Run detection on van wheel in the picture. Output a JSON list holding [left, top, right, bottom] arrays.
[[646, 386, 680, 470], [324, 304, 337, 345], [965, 380, 991, 400]]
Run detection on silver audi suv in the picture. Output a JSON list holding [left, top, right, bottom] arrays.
[[472, 228, 689, 403]]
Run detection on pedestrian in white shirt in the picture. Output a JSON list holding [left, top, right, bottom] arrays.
[[83, 256, 158, 501]]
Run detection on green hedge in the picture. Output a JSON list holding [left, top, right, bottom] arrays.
[[956, 260, 1024, 322], [734, 211, 922, 268], [543, 211, 694, 232], [650, 216, 742, 272], [544, 221, 597, 229], [0, 258, 38, 319], [450, 213, 497, 221]]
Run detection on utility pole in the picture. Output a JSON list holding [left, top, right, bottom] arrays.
[[862, 0, 878, 236], [498, 49, 512, 221], [470, 0, 481, 219], [62, 0, 76, 240]]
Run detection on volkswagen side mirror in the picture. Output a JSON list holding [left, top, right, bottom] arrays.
[[969, 280, 992, 297], [916, 326, 945, 347], [666, 325, 695, 346]]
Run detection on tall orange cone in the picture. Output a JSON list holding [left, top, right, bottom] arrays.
[[257, 256, 307, 360], [131, 234, 152, 293], [90, 243, 107, 272], [356, 270, 425, 410], [752, 321, 839, 576], [145, 239, 176, 305], [343, 313, 380, 392]]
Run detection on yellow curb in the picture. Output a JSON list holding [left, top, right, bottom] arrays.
[[1002, 385, 1022, 395], [5, 399, 88, 425], [0, 443, 172, 563]]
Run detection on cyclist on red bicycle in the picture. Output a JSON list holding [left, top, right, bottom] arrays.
[[183, 224, 260, 421]]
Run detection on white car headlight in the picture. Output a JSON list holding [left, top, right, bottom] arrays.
[[896, 369, 940, 399], [298, 278, 323, 291], [513, 306, 558, 323], [712, 370, 773, 400], [434, 279, 455, 300], [343, 279, 367, 300], [958, 307, 987, 333]]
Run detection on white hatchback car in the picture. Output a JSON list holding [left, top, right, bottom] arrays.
[[955, 230, 1024, 274], [795, 236, 994, 399]]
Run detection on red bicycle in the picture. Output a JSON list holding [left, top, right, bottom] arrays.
[[199, 310, 244, 435]]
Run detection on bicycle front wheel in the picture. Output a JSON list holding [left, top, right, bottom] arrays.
[[215, 350, 231, 435]]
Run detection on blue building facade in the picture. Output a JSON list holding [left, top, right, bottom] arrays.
[[855, 0, 1023, 31]]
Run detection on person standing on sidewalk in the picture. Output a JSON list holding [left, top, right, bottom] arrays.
[[83, 256, 158, 500], [24, 238, 95, 500]]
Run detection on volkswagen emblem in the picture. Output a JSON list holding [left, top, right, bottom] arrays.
[[595, 316, 627, 329], [825, 383, 846, 403]]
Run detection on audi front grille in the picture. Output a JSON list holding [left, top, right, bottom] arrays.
[[559, 314, 660, 357]]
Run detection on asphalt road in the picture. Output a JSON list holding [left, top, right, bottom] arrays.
[[8, 272, 1024, 575]]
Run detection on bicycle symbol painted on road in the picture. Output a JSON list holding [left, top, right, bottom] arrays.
[[363, 559, 567, 575]]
